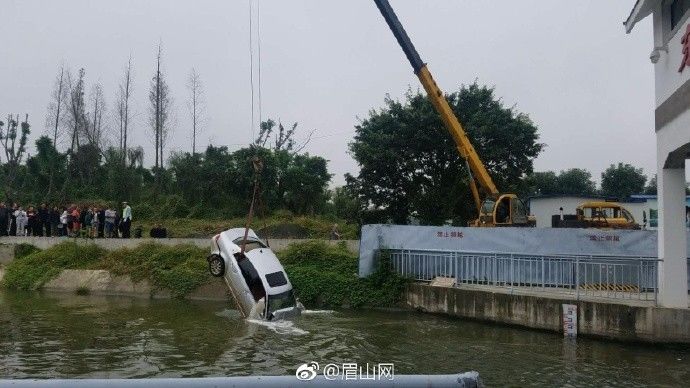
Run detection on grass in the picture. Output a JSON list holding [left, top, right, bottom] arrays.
[[2, 240, 406, 308], [136, 215, 358, 239], [2, 241, 211, 299], [279, 240, 409, 309], [2, 242, 107, 290], [97, 243, 211, 299]]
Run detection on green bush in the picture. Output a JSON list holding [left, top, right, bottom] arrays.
[[3, 242, 106, 290], [98, 242, 211, 299], [279, 240, 408, 309]]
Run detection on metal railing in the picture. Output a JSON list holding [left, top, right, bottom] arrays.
[[383, 248, 662, 303]]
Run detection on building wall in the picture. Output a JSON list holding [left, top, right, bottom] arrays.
[[653, 11, 690, 105], [529, 196, 603, 228]]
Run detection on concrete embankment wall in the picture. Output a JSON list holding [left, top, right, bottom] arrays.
[[36, 269, 231, 301], [406, 283, 690, 344]]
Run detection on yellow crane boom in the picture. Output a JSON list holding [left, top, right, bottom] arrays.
[[374, 0, 534, 227]]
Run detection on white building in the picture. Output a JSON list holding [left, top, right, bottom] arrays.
[[528, 195, 605, 228], [626, 0, 690, 308], [529, 194, 690, 229]]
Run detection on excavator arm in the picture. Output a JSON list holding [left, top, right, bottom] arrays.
[[373, 0, 498, 214]]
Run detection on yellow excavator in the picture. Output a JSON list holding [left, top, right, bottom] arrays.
[[374, 0, 535, 227]]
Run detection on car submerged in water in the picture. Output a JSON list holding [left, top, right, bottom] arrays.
[[207, 228, 302, 321]]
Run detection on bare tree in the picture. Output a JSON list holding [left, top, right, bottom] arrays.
[[86, 83, 106, 149], [186, 68, 205, 155], [254, 119, 314, 153], [115, 57, 134, 159], [64, 68, 88, 154], [148, 43, 173, 172], [45, 65, 67, 147]]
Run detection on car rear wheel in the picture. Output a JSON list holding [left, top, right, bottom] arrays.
[[208, 254, 225, 277]]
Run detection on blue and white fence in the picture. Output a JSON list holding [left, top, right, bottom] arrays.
[[382, 248, 675, 302]]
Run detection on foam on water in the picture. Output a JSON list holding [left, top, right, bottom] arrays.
[[301, 309, 335, 315], [246, 318, 309, 335]]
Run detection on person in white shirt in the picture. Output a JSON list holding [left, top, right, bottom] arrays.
[[59, 208, 68, 237], [104, 208, 116, 238], [121, 202, 132, 238], [14, 207, 28, 237]]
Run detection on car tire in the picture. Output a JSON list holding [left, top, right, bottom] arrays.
[[208, 254, 225, 277]]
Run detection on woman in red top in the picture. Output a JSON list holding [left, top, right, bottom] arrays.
[[71, 207, 81, 237]]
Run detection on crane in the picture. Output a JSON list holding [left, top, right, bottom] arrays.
[[373, 0, 534, 227]]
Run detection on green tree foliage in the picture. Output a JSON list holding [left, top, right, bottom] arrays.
[[601, 163, 647, 200], [557, 168, 597, 196], [25, 136, 67, 203], [347, 83, 543, 225], [525, 168, 597, 197], [169, 145, 331, 218], [522, 171, 559, 196], [644, 174, 657, 195]]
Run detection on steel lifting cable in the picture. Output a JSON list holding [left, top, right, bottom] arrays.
[[248, 0, 263, 142], [248, 0, 255, 141], [257, 0, 263, 129]]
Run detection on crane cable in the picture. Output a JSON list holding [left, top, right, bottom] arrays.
[[248, 0, 263, 142], [242, 0, 268, 251], [248, 0, 255, 141]]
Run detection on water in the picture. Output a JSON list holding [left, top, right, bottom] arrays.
[[0, 291, 688, 386]]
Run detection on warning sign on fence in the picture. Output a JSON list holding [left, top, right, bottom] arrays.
[[562, 304, 578, 338]]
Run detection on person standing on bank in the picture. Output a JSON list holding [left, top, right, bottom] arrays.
[[121, 202, 132, 238], [97, 207, 105, 238], [0, 202, 9, 236], [26, 206, 38, 236], [9, 203, 17, 236], [15, 206, 27, 237], [50, 206, 60, 237], [39, 203, 50, 237]]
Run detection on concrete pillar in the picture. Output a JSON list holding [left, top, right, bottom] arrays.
[[657, 165, 688, 308]]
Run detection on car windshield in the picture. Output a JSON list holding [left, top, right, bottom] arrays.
[[266, 290, 296, 316]]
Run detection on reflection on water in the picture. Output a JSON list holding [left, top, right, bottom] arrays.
[[0, 290, 688, 386]]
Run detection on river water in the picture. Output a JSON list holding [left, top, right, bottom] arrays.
[[0, 291, 688, 387]]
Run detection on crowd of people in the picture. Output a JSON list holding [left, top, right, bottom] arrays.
[[0, 202, 133, 238]]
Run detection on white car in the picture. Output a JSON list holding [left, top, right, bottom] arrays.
[[207, 228, 302, 321]]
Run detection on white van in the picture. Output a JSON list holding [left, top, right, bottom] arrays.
[[207, 228, 302, 321]]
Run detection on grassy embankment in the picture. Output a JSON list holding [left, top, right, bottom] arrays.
[[135, 214, 359, 239], [1, 241, 407, 308]]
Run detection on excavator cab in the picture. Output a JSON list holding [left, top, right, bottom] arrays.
[[473, 194, 534, 227]]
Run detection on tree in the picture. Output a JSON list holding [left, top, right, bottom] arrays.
[[522, 171, 559, 196], [0, 114, 31, 200], [45, 65, 67, 147], [25, 136, 67, 202], [555, 168, 597, 196], [86, 83, 106, 149], [644, 174, 657, 195], [254, 119, 314, 153], [65, 68, 88, 154], [186, 68, 205, 155], [148, 43, 173, 190], [347, 83, 543, 225], [601, 163, 647, 200], [115, 57, 134, 160]]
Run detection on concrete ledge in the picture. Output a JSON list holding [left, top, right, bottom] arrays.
[[405, 283, 690, 344], [40, 269, 230, 301]]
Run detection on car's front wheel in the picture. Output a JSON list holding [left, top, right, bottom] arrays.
[[208, 254, 225, 277]]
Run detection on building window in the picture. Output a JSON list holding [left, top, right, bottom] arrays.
[[671, 0, 690, 30]]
